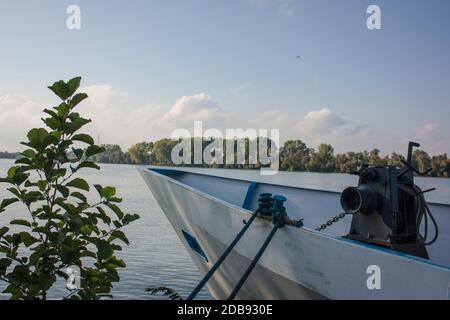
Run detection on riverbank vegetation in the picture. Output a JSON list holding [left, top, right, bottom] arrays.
[[2, 139, 449, 178], [0, 152, 20, 159]]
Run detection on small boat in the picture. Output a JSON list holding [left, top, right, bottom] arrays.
[[139, 152, 450, 300]]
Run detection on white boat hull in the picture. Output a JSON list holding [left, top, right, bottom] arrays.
[[139, 167, 450, 300]]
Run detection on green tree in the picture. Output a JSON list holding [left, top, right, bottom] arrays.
[[368, 148, 387, 166], [413, 150, 432, 174], [128, 142, 154, 164], [152, 139, 178, 166], [280, 140, 312, 171], [91, 144, 131, 164], [0, 152, 20, 160], [387, 152, 405, 168], [0, 77, 139, 300], [430, 154, 449, 178], [307, 144, 336, 172]]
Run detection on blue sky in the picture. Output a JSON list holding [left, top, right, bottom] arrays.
[[0, 0, 449, 155]]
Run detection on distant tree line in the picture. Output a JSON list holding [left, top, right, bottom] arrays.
[[0, 151, 20, 159], [2, 139, 449, 177]]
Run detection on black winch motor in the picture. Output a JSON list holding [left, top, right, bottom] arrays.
[[341, 142, 438, 259]]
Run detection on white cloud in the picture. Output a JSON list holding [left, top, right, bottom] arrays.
[[299, 108, 346, 134], [296, 108, 369, 151], [81, 85, 127, 109], [415, 123, 439, 137], [161, 93, 225, 127], [75, 86, 228, 147], [0, 94, 44, 150]]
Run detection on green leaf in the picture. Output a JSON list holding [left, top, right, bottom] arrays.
[[50, 130, 63, 141], [86, 145, 105, 158], [0, 227, 9, 238], [7, 166, 18, 179], [108, 197, 122, 203], [13, 172, 30, 186], [58, 139, 73, 152], [27, 128, 49, 141], [106, 203, 124, 220], [23, 191, 44, 204], [0, 258, 12, 276], [78, 161, 100, 170], [94, 184, 103, 195], [122, 213, 140, 225], [102, 186, 116, 199], [66, 178, 90, 191], [94, 185, 117, 200], [80, 250, 97, 259], [81, 225, 93, 236], [71, 148, 84, 160], [0, 177, 13, 184], [58, 202, 77, 214], [7, 187, 21, 198], [67, 77, 82, 96], [106, 256, 126, 268], [96, 240, 114, 260], [29, 250, 44, 264], [43, 116, 61, 130], [0, 198, 19, 210], [146, 287, 183, 300], [24, 128, 50, 150], [70, 93, 88, 108], [109, 230, 130, 245], [21, 149, 36, 159], [69, 216, 83, 232], [72, 134, 95, 145], [37, 180, 47, 192], [20, 232, 39, 247], [37, 273, 56, 291], [10, 220, 32, 228], [96, 207, 111, 225], [67, 114, 91, 134], [61, 246, 76, 264], [71, 192, 87, 203], [15, 157, 33, 165], [48, 78, 80, 101], [43, 108, 58, 118], [56, 185, 70, 198], [44, 133, 59, 147], [56, 102, 71, 117]]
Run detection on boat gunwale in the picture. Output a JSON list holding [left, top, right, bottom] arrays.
[[144, 166, 450, 207]]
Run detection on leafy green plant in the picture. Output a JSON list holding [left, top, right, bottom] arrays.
[[146, 287, 183, 300], [0, 77, 139, 300]]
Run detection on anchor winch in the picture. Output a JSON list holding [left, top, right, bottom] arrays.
[[340, 142, 439, 258]]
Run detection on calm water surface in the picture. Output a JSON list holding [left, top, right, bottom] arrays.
[[0, 159, 449, 299]]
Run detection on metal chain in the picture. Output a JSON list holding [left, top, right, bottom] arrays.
[[315, 212, 350, 232]]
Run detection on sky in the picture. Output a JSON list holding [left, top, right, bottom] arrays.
[[0, 0, 449, 156]]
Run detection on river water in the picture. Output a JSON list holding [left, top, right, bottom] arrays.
[[0, 159, 448, 299]]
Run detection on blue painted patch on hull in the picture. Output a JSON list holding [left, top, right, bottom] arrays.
[[182, 229, 208, 262]]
